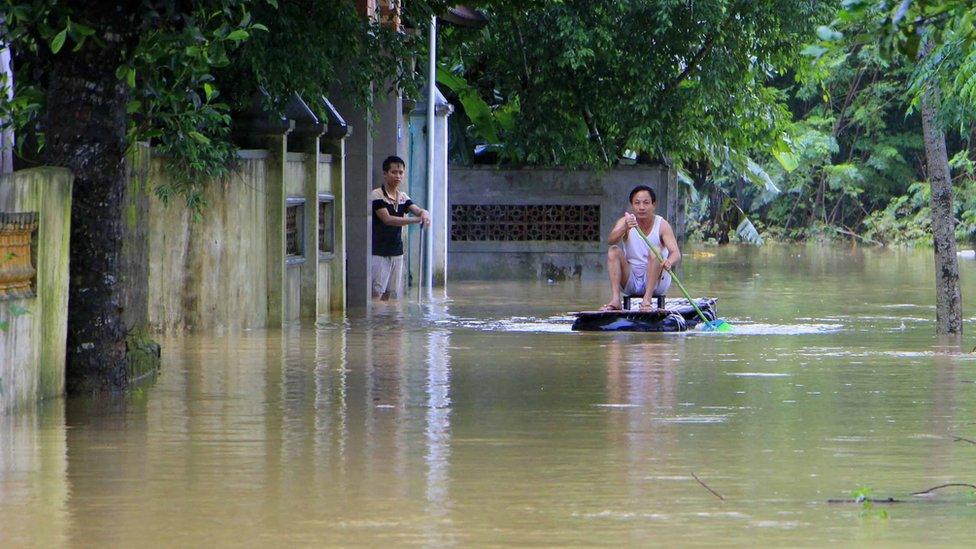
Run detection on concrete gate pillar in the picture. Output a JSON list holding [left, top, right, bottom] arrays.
[[331, 83, 404, 309]]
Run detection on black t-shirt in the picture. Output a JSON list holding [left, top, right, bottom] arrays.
[[371, 187, 413, 257]]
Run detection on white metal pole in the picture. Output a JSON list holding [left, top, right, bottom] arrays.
[[425, 15, 436, 297], [417, 225, 424, 303]]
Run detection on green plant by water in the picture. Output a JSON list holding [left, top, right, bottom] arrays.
[[851, 487, 890, 520]]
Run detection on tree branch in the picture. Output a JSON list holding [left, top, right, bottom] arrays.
[[691, 472, 725, 501], [911, 483, 976, 496], [656, 6, 739, 107]]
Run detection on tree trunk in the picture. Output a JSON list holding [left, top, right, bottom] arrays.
[[41, 7, 138, 392], [919, 44, 963, 336]]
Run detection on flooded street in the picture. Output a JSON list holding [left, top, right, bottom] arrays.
[[3, 244, 976, 546]]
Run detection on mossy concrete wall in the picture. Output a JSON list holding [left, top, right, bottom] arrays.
[[121, 145, 152, 333], [127, 134, 346, 334], [0, 168, 73, 412], [146, 153, 271, 332]]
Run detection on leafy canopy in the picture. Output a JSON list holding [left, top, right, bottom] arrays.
[[0, 0, 445, 206], [440, 0, 830, 168]]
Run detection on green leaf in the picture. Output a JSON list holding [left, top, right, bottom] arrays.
[[745, 158, 781, 194], [800, 44, 827, 59], [436, 66, 501, 144], [736, 216, 764, 245], [773, 149, 799, 172], [127, 68, 136, 88], [203, 83, 215, 101], [188, 131, 211, 144], [252, 23, 269, 32], [71, 22, 96, 37], [50, 28, 67, 54], [227, 29, 249, 42], [676, 167, 700, 201], [816, 26, 842, 42]]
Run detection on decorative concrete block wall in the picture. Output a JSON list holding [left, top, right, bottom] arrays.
[[447, 166, 675, 280], [0, 168, 73, 412]]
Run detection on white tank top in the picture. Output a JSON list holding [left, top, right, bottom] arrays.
[[622, 215, 669, 278]]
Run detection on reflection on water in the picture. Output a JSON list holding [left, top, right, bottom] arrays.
[[1, 244, 975, 546]]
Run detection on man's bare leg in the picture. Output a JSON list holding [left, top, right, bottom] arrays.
[[641, 253, 665, 311], [603, 246, 630, 310]]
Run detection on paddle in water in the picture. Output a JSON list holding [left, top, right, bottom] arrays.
[[633, 225, 732, 332]]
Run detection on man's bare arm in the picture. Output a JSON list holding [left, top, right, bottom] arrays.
[[659, 220, 681, 271], [376, 207, 420, 227], [608, 214, 635, 245], [407, 203, 431, 226]]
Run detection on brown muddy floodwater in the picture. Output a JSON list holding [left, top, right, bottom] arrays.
[[3, 244, 976, 546]]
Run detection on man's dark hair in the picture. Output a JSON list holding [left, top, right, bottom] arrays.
[[382, 155, 406, 172], [629, 185, 656, 203]]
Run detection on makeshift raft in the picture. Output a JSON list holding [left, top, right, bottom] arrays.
[[572, 298, 718, 332]]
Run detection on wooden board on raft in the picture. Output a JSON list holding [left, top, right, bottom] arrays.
[[572, 298, 718, 332]]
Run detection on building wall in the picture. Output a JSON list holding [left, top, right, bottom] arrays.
[[448, 165, 675, 280], [0, 168, 73, 412]]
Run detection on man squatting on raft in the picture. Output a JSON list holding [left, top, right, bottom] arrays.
[[371, 155, 431, 300], [601, 185, 681, 312]]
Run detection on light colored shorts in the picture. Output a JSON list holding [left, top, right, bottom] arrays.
[[371, 255, 404, 298], [622, 268, 671, 297]]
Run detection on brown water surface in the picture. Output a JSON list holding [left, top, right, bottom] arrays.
[[3, 244, 976, 546]]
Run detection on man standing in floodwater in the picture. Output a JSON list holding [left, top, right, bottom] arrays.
[[601, 185, 681, 312], [371, 155, 431, 300]]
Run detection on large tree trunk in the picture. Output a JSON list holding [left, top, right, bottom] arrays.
[[919, 48, 963, 336], [41, 6, 138, 393]]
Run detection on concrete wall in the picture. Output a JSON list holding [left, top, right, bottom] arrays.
[[146, 153, 272, 332], [0, 168, 73, 412], [448, 165, 675, 280], [121, 145, 152, 333], [138, 134, 347, 333], [284, 153, 306, 323], [317, 150, 345, 316]]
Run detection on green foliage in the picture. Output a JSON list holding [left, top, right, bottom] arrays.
[[439, 67, 507, 145], [862, 156, 976, 245], [723, 27, 934, 244], [1, 1, 266, 207], [850, 486, 890, 519], [752, 0, 974, 248], [440, 0, 830, 168], [125, 3, 265, 207], [1, 1, 444, 208], [224, 1, 442, 117]]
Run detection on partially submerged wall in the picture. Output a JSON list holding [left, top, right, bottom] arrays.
[[0, 168, 72, 412], [138, 136, 346, 333], [448, 166, 675, 280], [146, 152, 272, 332]]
